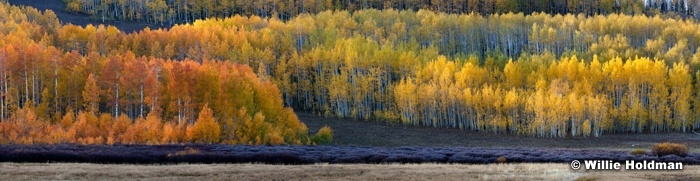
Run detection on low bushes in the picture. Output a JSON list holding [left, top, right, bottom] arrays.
[[0, 145, 698, 164], [497, 156, 507, 163], [311, 126, 333, 145], [166, 147, 200, 157], [630, 148, 647, 156], [652, 142, 688, 157]]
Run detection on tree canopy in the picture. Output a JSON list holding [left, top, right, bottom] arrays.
[[1, 2, 700, 142], [63, 0, 700, 26]]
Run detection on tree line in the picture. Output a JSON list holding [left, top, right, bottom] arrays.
[[62, 0, 700, 26], [394, 55, 695, 137], [59, 9, 698, 137], [0, 2, 328, 145], [53, 9, 700, 73], [3, 2, 700, 138]]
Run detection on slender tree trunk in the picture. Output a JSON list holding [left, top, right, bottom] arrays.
[[0, 91, 3, 120], [3, 72, 7, 115], [102, 4, 106, 22], [54, 62, 58, 113], [1, 69, 4, 121], [32, 73, 36, 106], [5, 71, 9, 117], [185, 0, 189, 22], [153, 67, 160, 112], [571, 117, 575, 137], [24, 67, 28, 106], [140, 84, 144, 117], [115, 83, 119, 117], [114, 1, 118, 19]]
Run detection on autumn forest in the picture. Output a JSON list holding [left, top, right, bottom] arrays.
[[1, 0, 700, 146]]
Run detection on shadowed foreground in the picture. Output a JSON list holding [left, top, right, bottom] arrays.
[[1, 163, 699, 180], [3, 144, 700, 164], [298, 112, 700, 149]]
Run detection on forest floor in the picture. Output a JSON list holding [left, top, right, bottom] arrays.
[[299, 111, 700, 152], [1, 162, 699, 180], [6, 0, 165, 33]]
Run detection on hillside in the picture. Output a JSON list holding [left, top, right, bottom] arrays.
[[7, 0, 163, 32], [300, 112, 700, 149], [2, 0, 700, 149], [0, 2, 323, 145], [60, 0, 700, 27]]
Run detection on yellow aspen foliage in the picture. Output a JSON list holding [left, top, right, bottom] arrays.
[[71, 111, 101, 142], [43, 124, 69, 144], [160, 122, 179, 144], [20, 3, 700, 142], [503, 59, 523, 89], [188, 105, 220, 144], [122, 116, 145, 144], [60, 109, 75, 129], [82, 73, 100, 115], [111, 114, 132, 142], [97, 113, 112, 138], [582, 119, 591, 137], [235, 112, 269, 145], [668, 62, 692, 132], [502, 89, 520, 132], [277, 108, 308, 144], [394, 77, 418, 125], [219, 118, 236, 144], [13, 108, 42, 144], [144, 112, 163, 144], [311, 126, 333, 145], [268, 130, 285, 145]]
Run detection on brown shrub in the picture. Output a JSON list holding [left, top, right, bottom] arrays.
[[652, 142, 688, 157], [167, 147, 200, 157], [497, 156, 506, 164]]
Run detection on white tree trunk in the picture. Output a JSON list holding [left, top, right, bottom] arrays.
[[1, 71, 3, 121], [140, 84, 144, 117], [32, 73, 36, 106], [115, 83, 119, 117], [2, 69, 7, 121], [24, 67, 28, 106], [178, 98, 182, 125]]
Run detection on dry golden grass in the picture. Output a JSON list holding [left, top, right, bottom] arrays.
[[0, 163, 698, 181]]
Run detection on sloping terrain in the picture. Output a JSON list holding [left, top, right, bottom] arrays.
[[300, 112, 700, 150], [7, 0, 163, 32], [6, 0, 700, 152]]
